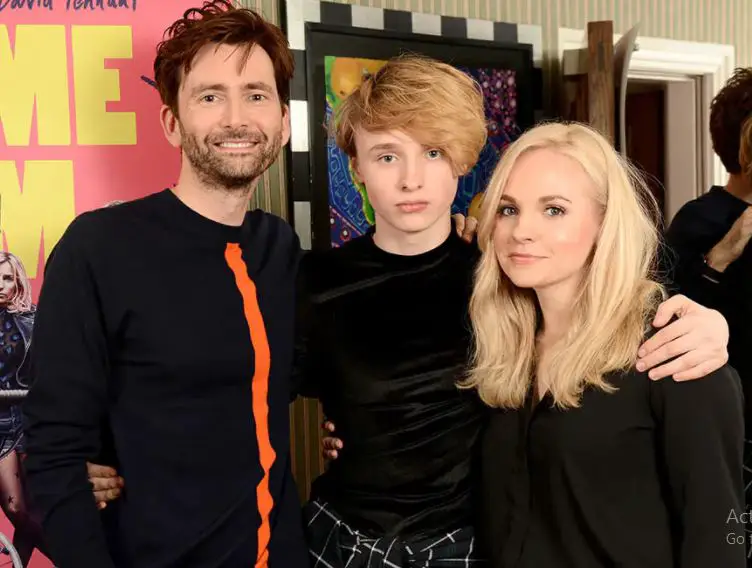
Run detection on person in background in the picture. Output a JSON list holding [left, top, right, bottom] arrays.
[[473, 121, 744, 567], [664, 68, 752, 562], [0, 253, 48, 567]]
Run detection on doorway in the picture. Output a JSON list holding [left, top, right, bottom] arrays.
[[623, 77, 701, 226], [625, 80, 666, 226], [558, 27, 735, 224]]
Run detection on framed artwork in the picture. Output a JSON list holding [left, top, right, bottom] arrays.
[[301, 23, 535, 249]]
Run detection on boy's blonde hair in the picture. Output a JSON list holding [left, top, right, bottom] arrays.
[[331, 54, 487, 176]]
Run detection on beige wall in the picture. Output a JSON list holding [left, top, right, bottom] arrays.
[[326, 0, 748, 66], [241, 0, 750, 218]]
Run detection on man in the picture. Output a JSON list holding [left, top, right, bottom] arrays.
[[91, 54, 730, 568], [665, 67, 752, 562], [23, 2, 306, 567]]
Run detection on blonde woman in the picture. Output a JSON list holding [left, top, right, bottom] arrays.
[[468, 122, 745, 567], [0, 252, 49, 566]]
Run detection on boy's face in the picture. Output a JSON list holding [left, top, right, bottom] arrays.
[[353, 128, 457, 237]]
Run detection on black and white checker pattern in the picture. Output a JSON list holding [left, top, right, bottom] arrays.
[[303, 497, 484, 566], [282, 0, 544, 249]]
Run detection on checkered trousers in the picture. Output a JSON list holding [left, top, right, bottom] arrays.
[[302, 498, 485, 568]]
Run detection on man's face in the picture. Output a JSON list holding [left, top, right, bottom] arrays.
[[161, 43, 290, 190]]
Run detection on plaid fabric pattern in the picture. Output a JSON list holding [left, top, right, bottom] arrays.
[[303, 498, 485, 568]]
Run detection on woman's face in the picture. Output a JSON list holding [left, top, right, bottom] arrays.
[[0, 262, 16, 308], [492, 148, 602, 295]]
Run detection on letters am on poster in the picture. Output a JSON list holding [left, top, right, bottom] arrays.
[[0, 2, 197, 565]]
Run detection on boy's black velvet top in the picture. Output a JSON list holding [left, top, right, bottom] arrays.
[[23, 190, 308, 568], [481, 363, 745, 567], [665, 186, 752, 432], [295, 229, 485, 539]]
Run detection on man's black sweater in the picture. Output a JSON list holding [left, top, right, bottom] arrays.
[[23, 190, 308, 568]]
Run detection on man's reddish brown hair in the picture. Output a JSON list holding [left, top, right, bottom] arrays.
[[154, 0, 294, 117]]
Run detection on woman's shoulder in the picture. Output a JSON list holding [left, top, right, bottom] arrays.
[[645, 363, 743, 418], [606, 347, 741, 402]]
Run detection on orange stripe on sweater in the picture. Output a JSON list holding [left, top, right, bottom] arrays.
[[225, 243, 276, 568]]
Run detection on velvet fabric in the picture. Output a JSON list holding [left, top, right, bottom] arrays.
[[296, 229, 485, 539]]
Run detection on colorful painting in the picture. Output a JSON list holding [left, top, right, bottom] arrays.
[[325, 56, 520, 248]]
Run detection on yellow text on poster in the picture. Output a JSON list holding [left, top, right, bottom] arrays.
[[0, 161, 76, 273], [72, 25, 136, 145], [0, 24, 136, 146], [0, 23, 135, 276], [0, 25, 71, 146]]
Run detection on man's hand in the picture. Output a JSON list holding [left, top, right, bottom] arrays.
[[706, 206, 752, 272], [87, 462, 124, 510], [451, 214, 478, 244], [321, 420, 342, 460], [636, 294, 729, 381]]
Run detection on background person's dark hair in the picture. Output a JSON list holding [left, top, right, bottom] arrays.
[[709, 67, 752, 175], [153, 0, 294, 117], [740, 114, 752, 182]]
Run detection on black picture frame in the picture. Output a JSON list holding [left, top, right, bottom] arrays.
[[304, 22, 536, 251]]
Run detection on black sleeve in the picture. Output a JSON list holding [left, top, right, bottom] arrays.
[[22, 218, 116, 568], [291, 252, 323, 400], [649, 366, 746, 567], [664, 210, 729, 310]]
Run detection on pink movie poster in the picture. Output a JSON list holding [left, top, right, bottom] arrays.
[[1, 1, 199, 565]]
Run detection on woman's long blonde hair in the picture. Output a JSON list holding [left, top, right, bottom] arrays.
[[462, 122, 665, 409]]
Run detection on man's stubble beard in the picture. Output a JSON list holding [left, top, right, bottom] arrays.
[[180, 125, 282, 193]]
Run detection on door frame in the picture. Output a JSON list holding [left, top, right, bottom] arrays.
[[558, 27, 735, 196]]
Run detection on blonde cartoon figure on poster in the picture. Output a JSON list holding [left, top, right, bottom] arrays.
[[0, 253, 48, 567]]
